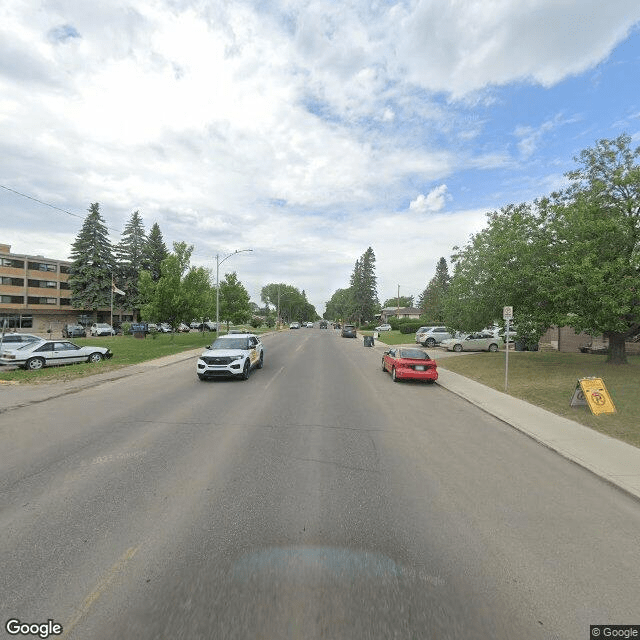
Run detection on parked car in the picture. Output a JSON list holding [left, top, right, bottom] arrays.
[[177, 323, 191, 333], [381, 347, 438, 384], [289, 322, 300, 329], [375, 324, 392, 331], [90, 323, 116, 336], [442, 332, 503, 352], [417, 326, 452, 347], [62, 324, 86, 338], [196, 333, 263, 380], [319, 321, 328, 329], [0, 339, 113, 370], [190, 321, 203, 330], [305, 322, 314, 328], [0, 333, 42, 351], [157, 323, 172, 333], [341, 324, 357, 338], [203, 321, 219, 331]]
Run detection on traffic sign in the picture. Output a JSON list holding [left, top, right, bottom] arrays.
[[503, 306, 513, 320], [570, 378, 616, 415]]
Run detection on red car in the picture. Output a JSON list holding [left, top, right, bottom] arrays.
[[381, 347, 438, 384]]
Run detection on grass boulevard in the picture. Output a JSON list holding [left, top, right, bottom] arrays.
[[2, 328, 639, 449]]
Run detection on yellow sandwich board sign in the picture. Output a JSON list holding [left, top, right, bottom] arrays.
[[570, 377, 616, 415]]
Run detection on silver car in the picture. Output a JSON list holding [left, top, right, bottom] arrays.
[[0, 339, 113, 370], [418, 326, 452, 347], [443, 332, 504, 352]]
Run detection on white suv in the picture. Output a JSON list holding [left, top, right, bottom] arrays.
[[197, 333, 264, 381], [90, 323, 116, 336], [417, 326, 452, 347]]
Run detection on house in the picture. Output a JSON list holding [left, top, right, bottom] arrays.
[[380, 307, 422, 323]]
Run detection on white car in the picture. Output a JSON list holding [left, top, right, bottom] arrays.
[[0, 339, 113, 370], [375, 324, 392, 331], [157, 323, 172, 333], [417, 326, 453, 347], [197, 333, 264, 381], [0, 333, 41, 347], [90, 323, 116, 336], [289, 322, 300, 329]]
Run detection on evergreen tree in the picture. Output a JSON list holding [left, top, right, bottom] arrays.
[[349, 247, 379, 324], [69, 203, 114, 310], [418, 257, 450, 322], [145, 222, 168, 282], [114, 210, 147, 313]]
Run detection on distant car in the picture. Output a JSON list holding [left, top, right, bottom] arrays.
[[196, 333, 263, 381], [375, 324, 392, 331], [62, 324, 86, 338], [414, 326, 434, 343], [190, 321, 202, 330], [0, 339, 113, 370], [90, 323, 116, 336], [417, 326, 452, 347], [381, 347, 438, 384], [0, 332, 41, 347], [442, 332, 503, 352], [177, 323, 190, 332], [203, 321, 219, 331], [289, 322, 300, 329], [319, 321, 328, 329], [157, 323, 172, 333], [341, 324, 357, 338], [305, 322, 314, 328]]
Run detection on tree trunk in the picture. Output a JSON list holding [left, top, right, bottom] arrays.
[[605, 332, 627, 364]]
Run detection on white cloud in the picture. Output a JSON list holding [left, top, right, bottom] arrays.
[[409, 185, 449, 214]]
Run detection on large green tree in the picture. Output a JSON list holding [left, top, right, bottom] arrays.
[[324, 288, 354, 322], [138, 242, 212, 325], [382, 295, 414, 308], [349, 247, 379, 324], [114, 210, 147, 314], [219, 271, 251, 326], [145, 222, 168, 282], [418, 257, 451, 323], [261, 283, 317, 324], [69, 203, 115, 310]]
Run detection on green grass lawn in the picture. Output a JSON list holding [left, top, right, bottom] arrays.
[[437, 351, 640, 448], [0, 329, 268, 384]]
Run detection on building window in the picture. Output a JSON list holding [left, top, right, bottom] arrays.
[[0, 276, 24, 286], [0, 314, 32, 328], [27, 261, 57, 272], [28, 279, 58, 288], [0, 295, 25, 304], [1, 258, 25, 269], [27, 296, 58, 305], [59, 265, 71, 274], [60, 298, 71, 306], [59, 281, 70, 290]]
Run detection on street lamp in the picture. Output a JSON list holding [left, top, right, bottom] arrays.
[[215, 249, 253, 333]]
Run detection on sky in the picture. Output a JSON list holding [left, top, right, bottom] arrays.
[[1, 0, 640, 315]]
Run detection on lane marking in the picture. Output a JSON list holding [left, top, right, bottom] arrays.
[[61, 545, 139, 639], [262, 366, 284, 393]]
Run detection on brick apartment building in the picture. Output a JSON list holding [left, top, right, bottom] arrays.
[[0, 243, 132, 334]]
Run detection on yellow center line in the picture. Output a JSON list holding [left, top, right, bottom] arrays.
[[61, 545, 139, 639]]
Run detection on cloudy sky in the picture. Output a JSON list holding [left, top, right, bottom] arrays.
[[2, 1, 640, 314]]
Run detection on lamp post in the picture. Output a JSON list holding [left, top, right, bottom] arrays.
[[215, 249, 253, 333]]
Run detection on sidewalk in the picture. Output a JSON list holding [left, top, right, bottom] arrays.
[[369, 337, 640, 501]]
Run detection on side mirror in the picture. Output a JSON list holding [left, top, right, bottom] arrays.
[[206, 344, 212, 349]]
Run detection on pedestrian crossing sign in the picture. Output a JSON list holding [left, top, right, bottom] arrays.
[[570, 378, 616, 415]]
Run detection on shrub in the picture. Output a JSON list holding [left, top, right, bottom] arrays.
[[250, 317, 262, 329], [399, 322, 426, 334]]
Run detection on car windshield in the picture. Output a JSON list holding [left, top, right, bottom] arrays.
[[398, 349, 430, 360], [96, 324, 110, 328], [17, 341, 44, 350], [210, 338, 250, 350]]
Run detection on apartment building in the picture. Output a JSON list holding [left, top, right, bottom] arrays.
[[0, 243, 131, 333]]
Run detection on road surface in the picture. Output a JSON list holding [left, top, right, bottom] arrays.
[[1, 329, 638, 639]]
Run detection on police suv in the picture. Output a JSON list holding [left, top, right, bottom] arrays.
[[196, 333, 264, 381]]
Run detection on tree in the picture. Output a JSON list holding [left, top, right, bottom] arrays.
[[114, 210, 147, 315], [382, 296, 414, 308], [324, 288, 354, 321], [418, 257, 451, 323], [261, 283, 317, 324], [220, 272, 251, 326], [145, 223, 168, 282], [349, 247, 379, 324], [552, 134, 640, 363], [69, 203, 115, 310], [138, 242, 212, 325]]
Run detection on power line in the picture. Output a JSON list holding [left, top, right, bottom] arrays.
[[1, 184, 122, 234]]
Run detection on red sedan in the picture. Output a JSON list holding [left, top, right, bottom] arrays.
[[381, 347, 438, 384]]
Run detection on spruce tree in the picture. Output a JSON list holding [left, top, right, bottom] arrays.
[[145, 222, 168, 282], [69, 203, 115, 310], [418, 257, 450, 322], [114, 210, 147, 312], [349, 247, 379, 324]]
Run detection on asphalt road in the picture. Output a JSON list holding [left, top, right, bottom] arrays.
[[1, 329, 639, 639]]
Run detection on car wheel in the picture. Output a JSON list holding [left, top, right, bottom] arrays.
[[257, 352, 264, 369], [25, 357, 45, 371], [241, 360, 250, 380], [488, 343, 499, 352], [88, 352, 103, 363], [391, 367, 398, 382], [381, 358, 386, 372], [453, 344, 463, 352], [425, 337, 436, 347], [425, 379, 436, 385]]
